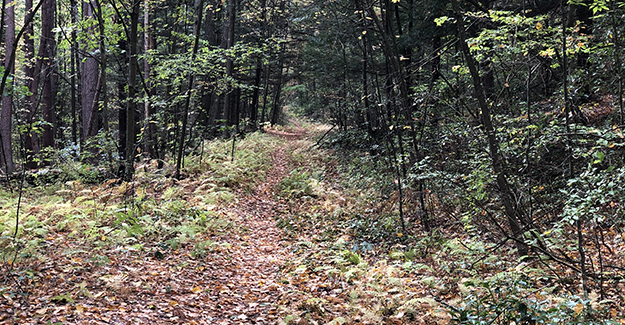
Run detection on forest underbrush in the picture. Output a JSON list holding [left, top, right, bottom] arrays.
[[0, 117, 623, 324], [273, 117, 625, 324], [0, 130, 288, 324]]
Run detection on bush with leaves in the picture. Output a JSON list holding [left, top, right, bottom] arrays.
[[449, 272, 616, 325]]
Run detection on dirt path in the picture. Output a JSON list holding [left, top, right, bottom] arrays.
[[202, 144, 296, 324], [0, 133, 305, 324]]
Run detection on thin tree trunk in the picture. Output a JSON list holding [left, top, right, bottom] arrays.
[[117, 39, 127, 162], [0, 0, 5, 45], [1, 1, 15, 173], [577, 219, 589, 299], [23, 0, 41, 169], [250, 59, 262, 130], [451, 0, 528, 257], [611, 0, 623, 124], [270, 54, 284, 126], [143, 0, 156, 158], [175, 0, 204, 179], [143, 0, 154, 158], [70, 0, 78, 145], [124, 0, 140, 180], [93, 0, 108, 134], [250, 0, 267, 130], [221, 0, 236, 127], [260, 57, 270, 124]]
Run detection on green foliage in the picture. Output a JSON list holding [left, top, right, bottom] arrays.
[[184, 131, 279, 189], [449, 274, 616, 325], [560, 165, 625, 225], [50, 292, 75, 305], [278, 168, 318, 198], [191, 240, 215, 258]]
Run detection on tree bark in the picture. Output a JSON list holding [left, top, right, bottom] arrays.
[[221, 0, 236, 127], [125, 0, 140, 180], [270, 48, 284, 126], [117, 39, 127, 162], [40, 0, 56, 152], [1, 0, 14, 173], [70, 0, 78, 145], [0, 0, 43, 170], [23, 0, 40, 169], [143, 0, 155, 158], [249, 0, 267, 130], [94, 0, 108, 135], [250, 58, 262, 129], [82, 1, 100, 141]]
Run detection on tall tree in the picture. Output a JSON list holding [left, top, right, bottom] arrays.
[[143, 0, 155, 158], [40, 0, 56, 151], [19, 0, 57, 165], [22, 0, 57, 167], [23, 0, 40, 169], [70, 0, 79, 145], [175, 0, 205, 179], [1, 0, 14, 173], [82, 0, 101, 141], [124, 0, 140, 180], [451, 0, 528, 256], [221, 0, 236, 127]]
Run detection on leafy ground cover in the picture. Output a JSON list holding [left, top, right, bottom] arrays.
[[1, 118, 624, 324], [0, 130, 291, 324]]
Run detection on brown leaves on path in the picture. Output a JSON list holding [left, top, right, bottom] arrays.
[[0, 136, 304, 324], [263, 118, 307, 139]]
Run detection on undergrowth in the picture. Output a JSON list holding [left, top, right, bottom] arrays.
[[0, 131, 279, 288], [274, 123, 621, 324]]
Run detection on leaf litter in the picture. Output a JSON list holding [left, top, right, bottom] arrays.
[[2, 120, 625, 324], [0, 121, 359, 325]]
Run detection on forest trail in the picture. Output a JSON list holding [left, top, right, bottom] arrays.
[[0, 125, 316, 324], [196, 135, 302, 324]]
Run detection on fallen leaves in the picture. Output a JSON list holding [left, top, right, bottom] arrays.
[[5, 123, 624, 325]]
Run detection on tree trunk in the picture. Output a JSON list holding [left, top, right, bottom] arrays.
[[204, 0, 219, 46], [40, 0, 56, 153], [125, 0, 140, 180], [70, 0, 78, 145], [261, 63, 270, 124], [270, 48, 284, 126], [23, 0, 40, 169], [451, 0, 528, 257], [249, 0, 267, 130], [175, 0, 204, 179], [94, 0, 108, 135], [82, 1, 100, 141], [1, 0, 14, 173], [250, 58, 262, 130], [118, 39, 127, 162], [612, 0, 623, 124], [143, 0, 155, 158], [221, 0, 236, 127], [0, 0, 43, 170]]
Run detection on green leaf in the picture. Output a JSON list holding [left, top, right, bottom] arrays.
[[50, 292, 74, 304], [593, 151, 605, 164], [434, 16, 450, 26]]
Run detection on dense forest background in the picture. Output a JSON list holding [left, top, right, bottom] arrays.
[[2, 0, 625, 323]]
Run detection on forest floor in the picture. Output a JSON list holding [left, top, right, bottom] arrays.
[[0, 120, 360, 325], [2, 118, 624, 325]]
